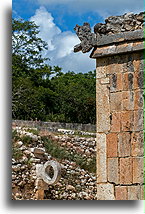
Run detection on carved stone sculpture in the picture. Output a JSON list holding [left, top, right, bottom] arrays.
[[74, 22, 96, 53]]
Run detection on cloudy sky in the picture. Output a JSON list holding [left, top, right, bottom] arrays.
[[12, 0, 143, 73]]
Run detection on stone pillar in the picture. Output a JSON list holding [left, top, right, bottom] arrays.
[[91, 30, 144, 200]]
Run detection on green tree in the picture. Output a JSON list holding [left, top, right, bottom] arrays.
[[50, 70, 96, 124], [12, 19, 48, 69]]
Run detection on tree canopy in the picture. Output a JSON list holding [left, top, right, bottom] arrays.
[[12, 19, 96, 124]]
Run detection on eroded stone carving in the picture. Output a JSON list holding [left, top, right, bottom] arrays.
[[74, 12, 144, 53], [94, 12, 144, 35], [74, 23, 96, 53]]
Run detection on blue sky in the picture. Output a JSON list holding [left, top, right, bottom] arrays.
[[12, 0, 143, 73]]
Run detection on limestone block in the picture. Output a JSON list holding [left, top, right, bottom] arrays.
[[108, 158, 119, 184], [140, 185, 144, 200], [133, 157, 144, 184], [110, 92, 122, 111], [96, 79, 110, 132], [110, 73, 123, 92], [123, 72, 134, 90], [97, 183, 115, 200], [128, 186, 140, 200], [120, 158, 133, 184], [118, 132, 131, 157], [120, 111, 134, 131], [131, 131, 144, 157], [96, 133, 107, 183], [110, 112, 121, 132], [133, 110, 144, 131], [134, 90, 143, 110], [115, 186, 128, 200], [107, 133, 118, 157], [122, 91, 134, 111]]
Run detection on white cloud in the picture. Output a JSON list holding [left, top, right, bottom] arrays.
[[30, 7, 95, 73], [32, 0, 143, 17]]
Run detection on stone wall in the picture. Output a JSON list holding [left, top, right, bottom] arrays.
[[12, 127, 96, 200], [91, 30, 144, 200], [12, 120, 96, 133]]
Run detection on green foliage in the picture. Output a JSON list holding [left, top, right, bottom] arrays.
[[12, 18, 96, 124], [12, 147, 23, 161], [20, 135, 33, 146], [43, 136, 96, 173], [12, 19, 48, 68]]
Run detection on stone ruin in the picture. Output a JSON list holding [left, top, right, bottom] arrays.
[[74, 12, 144, 53], [74, 11, 144, 200]]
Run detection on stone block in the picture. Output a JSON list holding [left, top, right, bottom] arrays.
[[128, 186, 140, 200], [134, 69, 144, 89], [96, 133, 107, 183], [116, 42, 133, 54], [96, 80, 110, 132], [108, 158, 119, 184], [120, 158, 133, 184], [96, 66, 106, 78], [106, 58, 123, 75], [134, 90, 143, 110], [124, 29, 144, 41], [110, 73, 123, 92], [107, 133, 118, 157], [110, 92, 122, 111], [97, 183, 115, 200], [110, 112, 121, 132], [140, 185, 144, 200], [133, 157, 144, 184], [120, 111, 134, 131], [118, 132, 131, 157], [115, 186, 128, 200], [123, 72, 134, 90], [96, 58, 108, 78], [132, 41, 144, 52], [131, 131, 144, 157], [133, 110, 143, 131], [122, 91, 134, 111], [100, 77, 110, 84]]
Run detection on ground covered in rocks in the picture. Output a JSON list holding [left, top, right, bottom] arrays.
[[12, 126, 96, 200]]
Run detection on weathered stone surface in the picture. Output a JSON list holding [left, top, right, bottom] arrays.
[[100, 77, 110, 84], [110, 92, 122, 111], [134, 90, 143, 110], [132, 41, 144, 51], [94, 13, 144, 35], [124, 29, 144, 41], [110, 73, 123, 92], [107, 133, 118, 157], [122, 91, 134, 111], [120, 111, 134, 131], [120, 158, 133, 184], [110, 112, 121, 132], [108, 158, 119, 184], [74, 22, 96, 53], [133, 110, 143, 131], [97, 183, 115, 200], [131, 132, 144, 156], [97, 32, 125, 46], [118, 132, 131, 157], [96, 80, 110, 132], [133, 157, 144, 184], [140, 185, 144, 200], [96, 133, 107, 183], [115, 186, 128, 200], [96, 58, 108, 78], [123, 72, 134, 90], [128, 186, 140, 200]]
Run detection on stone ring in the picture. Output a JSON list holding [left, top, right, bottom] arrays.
[[42, 160, 61, 185]]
